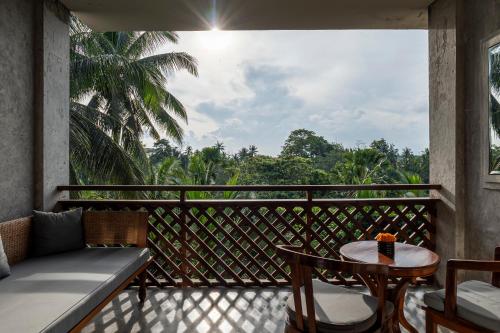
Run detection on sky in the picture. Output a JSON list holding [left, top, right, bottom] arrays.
[[143, 30, 429, 156]]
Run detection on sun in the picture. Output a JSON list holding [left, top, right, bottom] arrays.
[[200, 28, 232, 51]]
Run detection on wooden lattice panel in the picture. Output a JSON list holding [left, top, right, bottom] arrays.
[[58, 197, 437, 287]]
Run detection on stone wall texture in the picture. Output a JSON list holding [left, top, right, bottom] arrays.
[[463, 0, 500, 280], [0, 0, 35, 221], [0, 0, 69, 222], [430, 0, 500, 283]]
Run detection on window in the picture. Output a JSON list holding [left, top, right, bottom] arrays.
[[482, 33, 500, 187]]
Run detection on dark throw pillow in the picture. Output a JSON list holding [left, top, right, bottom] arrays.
[[32, 208, 85, 256], [0, 234, 10, 278]]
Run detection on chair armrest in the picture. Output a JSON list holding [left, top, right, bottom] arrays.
[[83, 211, 149, 247], [445, 255, 500, 317]]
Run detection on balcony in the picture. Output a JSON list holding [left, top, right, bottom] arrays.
[[3, 0, 500, 332], [54, 184, 439, 332]]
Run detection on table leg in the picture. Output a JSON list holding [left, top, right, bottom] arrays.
[[390, 278, 418, 333]]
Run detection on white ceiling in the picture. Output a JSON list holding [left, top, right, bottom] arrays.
[[61, 0, 435, 31]]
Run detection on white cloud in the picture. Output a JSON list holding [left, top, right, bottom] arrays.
[[146, 30, 429, 155]]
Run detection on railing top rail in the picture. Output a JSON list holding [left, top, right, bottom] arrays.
[[57, 184, 441, 192], [59, 197, 440, 205]]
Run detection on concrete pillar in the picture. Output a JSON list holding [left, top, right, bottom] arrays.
[[428, 0, 466, 284], [34, 0, 70, 211], [0, 0, 35, 221]]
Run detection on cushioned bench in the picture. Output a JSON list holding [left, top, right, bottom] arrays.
[[0, 212, 152, 333]]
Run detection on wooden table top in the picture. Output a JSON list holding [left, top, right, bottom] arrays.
[[340, 241, 440, 277]]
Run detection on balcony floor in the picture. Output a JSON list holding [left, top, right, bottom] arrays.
[[82, 286, 436, 333]]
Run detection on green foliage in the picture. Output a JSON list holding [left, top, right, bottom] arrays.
[[144, 129, 429, 199], [69, 17, 197, 185], [281, 129, 332, 159]]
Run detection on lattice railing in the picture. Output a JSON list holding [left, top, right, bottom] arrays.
[[57, 185, 439, 287]]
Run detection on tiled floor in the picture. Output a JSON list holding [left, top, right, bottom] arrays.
[[82, 286, 439, 333]]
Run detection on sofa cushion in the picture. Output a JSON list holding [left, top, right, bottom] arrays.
[[0, 247, 149, 333], [0, 235, 10, 278], [32, 208, 85, 257], [424, 280, 500, 331], [287, 279, 393, 333]]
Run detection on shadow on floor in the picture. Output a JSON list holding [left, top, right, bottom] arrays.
[[83, 286, 442, 333]]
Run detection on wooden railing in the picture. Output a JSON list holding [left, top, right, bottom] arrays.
[[57, 184, 440, 287]]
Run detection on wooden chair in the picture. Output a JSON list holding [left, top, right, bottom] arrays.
[[424, 246, 500, 332], [276, 245, 393, 333]]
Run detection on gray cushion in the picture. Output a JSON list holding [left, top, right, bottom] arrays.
[[0, 235, 10, 278], [287, 279, 393, 333], [32, 208, 85, 256], [424, 280, 500, 331], [0, 247, 149, 333]]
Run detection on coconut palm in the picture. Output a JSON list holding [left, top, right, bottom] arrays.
[[69, 17, 198, 184], [248, 145, 258, 157], [147, 154, 240, 200]]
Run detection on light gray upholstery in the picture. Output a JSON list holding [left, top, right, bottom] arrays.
[[0, 247, 149, 333], [0, 235, 9, 278], [287, 280, 393, 333], [424, 280, 500, 331]]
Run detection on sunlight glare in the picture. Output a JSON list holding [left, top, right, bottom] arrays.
[[200, 29, 232, 51]]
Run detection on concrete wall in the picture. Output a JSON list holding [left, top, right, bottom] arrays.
[[428, 0, 466, 283], [462, 0, 500, 280], [430, 0, 500, 283], [0, 0, 69, 222], [0, 0, 35, 221], [34, 0, 70, 211]]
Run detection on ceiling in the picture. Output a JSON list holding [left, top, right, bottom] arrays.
[[61, 0, 435, 31]]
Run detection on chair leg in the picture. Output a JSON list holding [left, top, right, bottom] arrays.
[[138, 271, 147, 304], [425, 310, 437, 333]]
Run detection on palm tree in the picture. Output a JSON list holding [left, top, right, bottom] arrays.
[[148, 154, 240, 200], [215, 141, 225, 153], [248, 145, 258, 157], [398, 171, 426, 197], [69, 17, 198, 184]]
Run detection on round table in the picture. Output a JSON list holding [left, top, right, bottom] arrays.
[[340, 241, 440, 333]]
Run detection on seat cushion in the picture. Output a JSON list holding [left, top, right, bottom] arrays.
[[287, 280, 393, 333], [424, 280, 500, 331], [0, 247, 149, 333]]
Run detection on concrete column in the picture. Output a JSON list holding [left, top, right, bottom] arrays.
[[0, 0, 35, 221], [34, 0, 70, 211], [428, 0, 466, 284]]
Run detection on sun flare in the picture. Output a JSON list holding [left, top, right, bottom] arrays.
[[200, 29, 232, 51]]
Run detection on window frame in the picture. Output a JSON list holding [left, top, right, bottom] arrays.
[[481, 32, 500, 188]]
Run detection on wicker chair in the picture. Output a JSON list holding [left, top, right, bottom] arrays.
[[276, 245, 393, 333]]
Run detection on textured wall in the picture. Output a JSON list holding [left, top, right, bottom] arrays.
[[463, 0, 500, 279], [430, 0, 500, 283], [428, 0, 466, 284], [0, 0, 69, 222], [0, 0, 35, 221], [35, 0, 70, 210]]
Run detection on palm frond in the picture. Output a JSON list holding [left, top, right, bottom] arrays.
[[126, 31, 179, 58], [136, 52, 198, 77]]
